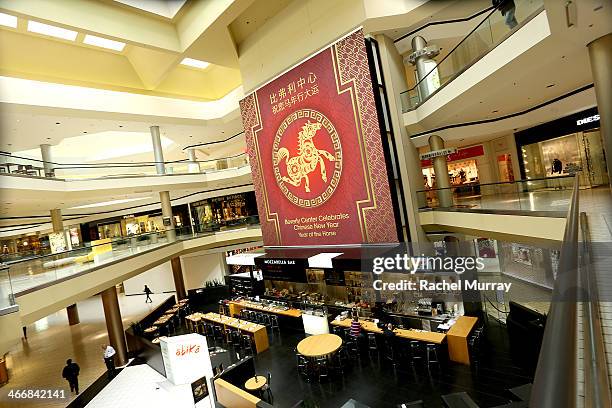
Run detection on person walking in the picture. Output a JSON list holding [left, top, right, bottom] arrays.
[[144, 285, 153, 303], [493, 0, 518, 29], [102, 344, 116, 379], [62, 359, 80, 395]]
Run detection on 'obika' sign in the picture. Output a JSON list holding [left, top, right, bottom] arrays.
[[239, 29, 397, 246]]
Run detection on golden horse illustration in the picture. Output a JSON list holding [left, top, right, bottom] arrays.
[[275, 121, 336, 193]]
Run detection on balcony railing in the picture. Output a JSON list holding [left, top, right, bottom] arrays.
[[400, 0, 544, 112], [418, 175, 575, 213], [0, 152, 250, 181], [0, 217, 260, 302]]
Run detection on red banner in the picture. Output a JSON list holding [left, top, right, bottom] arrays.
[[239, 30, 397, 246]]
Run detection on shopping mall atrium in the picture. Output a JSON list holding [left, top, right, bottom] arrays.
[[0, 0, 611, 407]]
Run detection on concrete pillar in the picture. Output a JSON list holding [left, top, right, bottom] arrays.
[[587, 33, 612, 188], [50, 208, 72, 252], [101, 286, 128, 366], [40, 144, 55, 178], [150, 126, 165, 175], [171, 257, 186, 300], [375, 33, 429, 244], [67, 303, 80, 325], [159, 190, 176, 242], [187, 148, 200, 173], [428, 135, 453, 207]]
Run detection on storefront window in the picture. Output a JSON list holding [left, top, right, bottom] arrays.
[[521, 130, 608, 187], [191, 192, 258, 227]]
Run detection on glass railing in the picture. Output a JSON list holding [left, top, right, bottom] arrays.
[[0, 218, 260, 301], [400, 0, 544, 112], [419, 175, 575, 212], [0, 265, 16, 311], [0, 152, 250, 181]]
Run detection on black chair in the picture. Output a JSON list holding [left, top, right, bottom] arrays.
[[410, 341, 424, 366], [346, 335, 359, 358], [367, 333, 378, 354], [295, 351, 309, 377], [242, 335, 255, 355], [426, 343, 440, 370], [330, 350, 345, 376], [316, 357, 329, 382], [261, 372, 273, 403], [270, 315, 280, 333]]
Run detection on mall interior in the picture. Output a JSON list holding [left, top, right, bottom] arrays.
[[0, 0, 611, 407]]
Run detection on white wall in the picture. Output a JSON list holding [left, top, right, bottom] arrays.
[[180, 251, 227, 291], [123, 261, 175, 296]]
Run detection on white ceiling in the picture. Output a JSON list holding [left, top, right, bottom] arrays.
[[0, 105, 245, 163]]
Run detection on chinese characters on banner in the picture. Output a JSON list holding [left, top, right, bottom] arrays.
[[240, 29, 398, 246]]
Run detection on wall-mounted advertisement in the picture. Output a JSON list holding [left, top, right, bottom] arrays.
[[240, 29, 398, 246], [48, 232, 67, 254]]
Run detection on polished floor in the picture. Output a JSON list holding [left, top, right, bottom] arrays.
[[247, 321, 532, 408], [0, 292, 171, 408]]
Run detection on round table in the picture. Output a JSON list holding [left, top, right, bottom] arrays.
[[297, 334, 343, 357], [244, 375, 267, 391]]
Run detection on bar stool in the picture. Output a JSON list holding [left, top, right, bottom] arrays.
[[346, 335, 359, 358], [330, 350, 345, 376], [213, 325, 225, 342], [316, 357, 329, 382], [270, 315, 280, 333], [367, 333, 378, 354], [231, 330, 243, 348], [426, 343, 439, 370], [242, 335, 255, 355], [410, 341, 423, 366], [224, 328, 234, 344]]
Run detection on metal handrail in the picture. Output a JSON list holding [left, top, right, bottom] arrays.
[[417, 174, 575, 193], [529, 176, 580, 407], [579, 213, 612, 408]]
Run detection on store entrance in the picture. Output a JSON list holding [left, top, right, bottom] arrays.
[[522, 128, 608, 187]]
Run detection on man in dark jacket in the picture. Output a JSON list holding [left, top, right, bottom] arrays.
[[62, 359, 80, 394], [493, 0, 518, 29]]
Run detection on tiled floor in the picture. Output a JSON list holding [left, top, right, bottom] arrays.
[[0, 292, 172, 408]]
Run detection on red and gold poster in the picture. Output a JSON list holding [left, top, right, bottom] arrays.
[[239, 29, 398, 246]]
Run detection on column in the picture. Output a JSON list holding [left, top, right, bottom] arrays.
[[50, 208, 72, 251], [40, 144, 55, 178], [150, 126, 165, 175], [587, 33, 612, 188], [187, 148, 200, 173], [150, 126, 176, 241], [428, 135, 453, 208], [408, 36, 440, 101], [375, 33, 429, 244], [101, 286, 128, 366], [67, 303, 80, 325], [160, 190, 176, 242], [171, 257, 186, 300]]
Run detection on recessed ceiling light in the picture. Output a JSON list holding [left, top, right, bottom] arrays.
[[27, 20, 77, 41], [0, 12, 17, 28], [492, 110, 499, 113], [180, 58, 210, 69], [119, 125, 123, 128], [546, 83, 555, 88], [83, 34, 126, 51], [55, 122, 61, 125], [83, 131, 88, 134], [46, 137, 51, 140]]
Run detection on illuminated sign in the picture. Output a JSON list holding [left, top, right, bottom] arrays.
[[239, 29, 398, 246], [576, 114, 600, 126]]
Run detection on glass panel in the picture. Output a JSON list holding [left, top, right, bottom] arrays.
[[400, 0, 544, 112]]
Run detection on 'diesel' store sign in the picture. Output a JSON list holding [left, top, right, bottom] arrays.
[[239, 29, 397, 246]]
